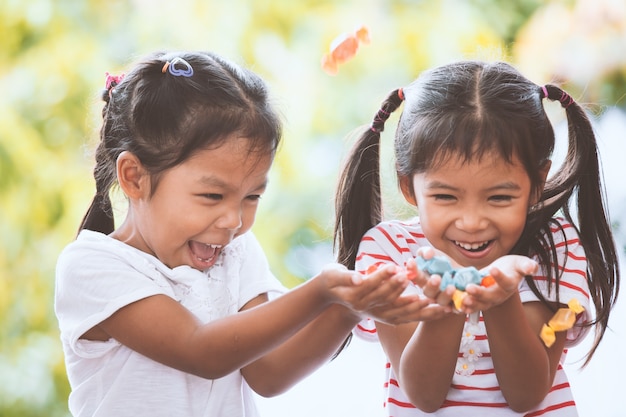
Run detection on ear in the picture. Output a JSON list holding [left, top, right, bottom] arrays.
[[531, 159, 552, 206], [399, 174, 417, 206], [116, 151, 150, 199]]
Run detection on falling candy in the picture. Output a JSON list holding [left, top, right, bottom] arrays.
[[321, 25, 370, 75]]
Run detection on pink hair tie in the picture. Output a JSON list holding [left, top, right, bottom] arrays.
[[105, 72, 125, 90], [541, 85, 549, 99], [559, 91, 574, 108]]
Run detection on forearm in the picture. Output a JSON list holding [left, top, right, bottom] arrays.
[[398, 314, 466, 412], [188, 277, 335, 378], [482, 293, 552, 411], [242, 304, 361, 396]]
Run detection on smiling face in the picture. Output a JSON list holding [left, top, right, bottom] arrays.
[[113, 136, 273, 270], [400, 152, 542, 269]]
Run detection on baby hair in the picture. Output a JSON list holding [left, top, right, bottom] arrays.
[[80, 51, 282, 234], [334, 60, 619, 364]]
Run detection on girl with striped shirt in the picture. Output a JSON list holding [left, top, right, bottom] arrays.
[[334, 61, 619, 416]]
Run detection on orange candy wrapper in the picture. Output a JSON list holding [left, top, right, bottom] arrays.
[[321, 25, 370, 75]]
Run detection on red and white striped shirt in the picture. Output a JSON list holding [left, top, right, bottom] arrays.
[[355, 217, 591, 417]]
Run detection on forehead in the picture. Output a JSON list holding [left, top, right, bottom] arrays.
[[176, 137, 272, 180], [423, 151, 529, 183]]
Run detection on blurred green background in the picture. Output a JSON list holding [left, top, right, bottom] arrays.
[[1, 0, 625, 416]]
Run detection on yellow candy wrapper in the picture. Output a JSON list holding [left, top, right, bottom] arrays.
[[539, 299, 585, 347]]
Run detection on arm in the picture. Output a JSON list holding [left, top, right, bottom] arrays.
[[394, 314, 466, 412], [243, 265, 448, 396], [482, 296, 567, 412], [462, 256, 566, 411], [376, 269, 462, 412], [89, 263, 408, 381], [395, 252, 553, 412]]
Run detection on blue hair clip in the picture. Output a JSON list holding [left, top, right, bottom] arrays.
[[161, 57, 194, 77]]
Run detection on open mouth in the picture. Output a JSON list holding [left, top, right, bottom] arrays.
[[189, 241, 223, 265], [454, 240, 491, 253]]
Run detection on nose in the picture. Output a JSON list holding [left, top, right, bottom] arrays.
[[216, 205, 243, 230], [454, 211, 488, 233]]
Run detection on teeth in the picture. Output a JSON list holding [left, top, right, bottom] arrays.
[[205, 243, 222, 249], [455, 241, 489, 250]]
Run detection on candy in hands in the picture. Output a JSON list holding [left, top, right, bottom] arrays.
[[415, 256, 492, 291], [540, 299, 585, 347], [415, 255, 494, 310], [321, 25, 370, 75]]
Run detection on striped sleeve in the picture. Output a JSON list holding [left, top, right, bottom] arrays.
[[354, 219, 427, 341]]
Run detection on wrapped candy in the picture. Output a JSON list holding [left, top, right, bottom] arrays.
[[321, 25, 370, 75], [415, 255, 494, 311], [540, 299, 585, 347]]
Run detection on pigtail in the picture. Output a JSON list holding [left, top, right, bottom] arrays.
[[541, 84, 619, 364], [334, 88, 405, 269], [77, 83, 120, 235]]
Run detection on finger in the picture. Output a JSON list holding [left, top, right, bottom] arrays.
[[393, 303, 453, 323], [362, 263, 402, 283], [348, 269, 410, 306], [358, 276, 409, 307], [435, 285, 455, 307], [422, 275, 443, 299], [416, 246, 436, 260]]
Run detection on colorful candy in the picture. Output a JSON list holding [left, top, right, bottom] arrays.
[[415, 255, 493, 310], [540, 299, 585, 347], [321, 25, 370, 75]]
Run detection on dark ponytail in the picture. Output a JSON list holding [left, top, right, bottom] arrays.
[[77, 82, 122, 235], [537, 84, 619, 364], [334, 88, 405, 269]]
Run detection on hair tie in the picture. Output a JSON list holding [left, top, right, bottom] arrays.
[[162, 57, 194, 77], [370, 107, 391, 133], [105, 72, 125, 95], [398, 87, 405, 101], [541, 85, 549, 99], [559, 90, 574, 109]]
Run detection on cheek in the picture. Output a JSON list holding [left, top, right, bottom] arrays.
[[499, 208, 529, 241], [238, 206, 259, 232]]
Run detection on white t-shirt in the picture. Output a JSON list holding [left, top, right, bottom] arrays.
[[55, 230, 285, 417], [355, 217, 591, 417]]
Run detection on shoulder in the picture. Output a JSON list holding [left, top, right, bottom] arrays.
[[541, 217, 587, 268], [356, 218, 428, 272], [361, 218, 426, 243], [545, 217, 583, 247], [57, 230, 157, 275]]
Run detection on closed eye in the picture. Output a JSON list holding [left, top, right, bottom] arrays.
[[489, 195, 514, 203], [201, 193, 223, 201], [432, 194, 456, 201]]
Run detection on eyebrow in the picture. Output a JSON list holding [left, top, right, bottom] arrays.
[[197, 176, 268, 192], [427, 180, 522, 192]]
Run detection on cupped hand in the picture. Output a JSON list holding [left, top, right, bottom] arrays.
[[461, 255, 538, 313], [318, 263, 410, 314], [364, 293, 455, 325], [407, 247, 459, 306]]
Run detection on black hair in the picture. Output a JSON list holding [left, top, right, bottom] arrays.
[[334, 61, 619, 365], [80, 50, 282, 234]]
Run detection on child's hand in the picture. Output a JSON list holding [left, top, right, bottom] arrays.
[[318, 263, 410, 314], [324, 260, 454, 324], [461, 255, 538, 313], [363, 293, 454, 325], [408, 247, 459, 306]]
